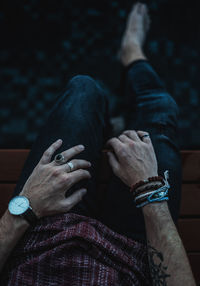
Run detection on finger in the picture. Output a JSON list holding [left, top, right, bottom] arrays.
[[118, 134, 132, 144], [123, 130, 141, 142], [64, 189, 87, 211], [51, 144, 85, 165], [106, 137, 123, 154], [40, 139, 63, 165], [67, 169, 91, 188], [107, 151, 120, 172], [137, 130, 151, 143], [60, 159, 91, 173]]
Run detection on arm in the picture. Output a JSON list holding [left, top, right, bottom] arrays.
[[142, 202, 196, 286], [106, 130, 196, 285], [0, 140, 91, 272], [0, 210, 29, 272]]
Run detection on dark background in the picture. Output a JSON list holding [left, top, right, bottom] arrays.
[[0, 0, 199, 149]]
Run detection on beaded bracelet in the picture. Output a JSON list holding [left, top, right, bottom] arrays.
[[134, 171, 170, 208], [130, 175, 164, 194]]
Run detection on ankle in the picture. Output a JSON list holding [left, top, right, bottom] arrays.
[[120, 45, 146, 67]]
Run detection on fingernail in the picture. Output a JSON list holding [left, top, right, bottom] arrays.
[[57, 139, 62, 143], [79, 145, 85, 150], [88, 162, 91, 166]]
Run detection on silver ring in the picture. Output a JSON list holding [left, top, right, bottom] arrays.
[[67, 161, 74, 172], [54, 153, 65, 165], [141, 134, 150, 140]]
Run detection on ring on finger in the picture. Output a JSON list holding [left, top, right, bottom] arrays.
[[66, 161, 74, 172], [54, 153, 65, 165], [141, 134, 150, 140]]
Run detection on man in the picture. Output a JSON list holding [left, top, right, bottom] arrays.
[[0, 3, 195, 285]]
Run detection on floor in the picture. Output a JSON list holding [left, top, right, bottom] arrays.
[[0, 0, 199, 149]]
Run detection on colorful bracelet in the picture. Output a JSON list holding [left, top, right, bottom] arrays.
[[134, 171, 170, 208], [132, 183, 162, 198]]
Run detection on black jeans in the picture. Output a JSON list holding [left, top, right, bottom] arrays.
[[14, 60, 182, 244]]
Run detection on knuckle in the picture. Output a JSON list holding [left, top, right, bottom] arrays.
[[128, 141, 134, 148], [60, 175, 66, 183], [119, 149, 126, 158], [59, 175, 71, 186], [52, 168, 60, 177], [124, 130, 131, 135], [64, 176, 71, 184]]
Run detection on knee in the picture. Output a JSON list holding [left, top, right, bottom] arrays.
[[156, 92, 179, 118], [68, 74, 97, 90], [66, 74, 107, 105]]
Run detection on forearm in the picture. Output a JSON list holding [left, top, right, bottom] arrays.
[[0, 210, 29, 272], [142, 202, 196, 286]]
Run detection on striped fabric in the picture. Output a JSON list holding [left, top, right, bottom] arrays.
[[1, 213, 152, 285]]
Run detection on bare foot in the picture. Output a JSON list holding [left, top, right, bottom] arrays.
[[119, 2, 150, 66]]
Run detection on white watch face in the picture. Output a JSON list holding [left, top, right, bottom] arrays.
[[8, 196, 30, 215]]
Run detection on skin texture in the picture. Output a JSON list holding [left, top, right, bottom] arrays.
[[0, 3, 196, 284], [107, 130, 158, 187], [107, 129, 196, 285], [20, 139, 91, 218], [119, 3, 150, 66], [0, 139, 91, 272]]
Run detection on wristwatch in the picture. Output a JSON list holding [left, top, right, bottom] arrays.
[[8, 196, 38, 225]]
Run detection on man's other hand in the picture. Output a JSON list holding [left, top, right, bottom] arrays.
[[106, 130, 158, 187]]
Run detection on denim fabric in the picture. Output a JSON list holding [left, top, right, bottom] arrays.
[[100, 60, 182, 243], [13, 61, 181, 244], [13, 75, 111, 218]]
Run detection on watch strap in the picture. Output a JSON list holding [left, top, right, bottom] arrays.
[[21, 207, 38, 225]]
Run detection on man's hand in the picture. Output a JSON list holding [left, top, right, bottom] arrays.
[[20, 139, 91, 218], [106, 130, 158, 187]]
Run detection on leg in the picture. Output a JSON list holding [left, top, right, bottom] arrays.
[[100, 4, 181, 244], [14, 75, 112, 219]]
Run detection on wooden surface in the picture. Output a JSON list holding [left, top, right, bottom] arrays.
[[182, 150, 200, 182], [0, 149, 200, 284], [0, 149, 30, 182]]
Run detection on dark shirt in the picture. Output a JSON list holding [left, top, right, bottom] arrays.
[[1, 213, 151, 285]]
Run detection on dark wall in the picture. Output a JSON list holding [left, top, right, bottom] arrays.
[[0, 0, 199, 149]]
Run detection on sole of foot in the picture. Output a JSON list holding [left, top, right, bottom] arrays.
[[119, 2, 151, 67]]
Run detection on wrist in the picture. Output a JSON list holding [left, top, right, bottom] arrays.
[[2, 210, 29, 238], [142, 201, 169, 216]]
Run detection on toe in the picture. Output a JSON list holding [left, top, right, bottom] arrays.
[[138, 3, 143, 14], [141, 3, 148, 14], [132, 2, 141, 13]]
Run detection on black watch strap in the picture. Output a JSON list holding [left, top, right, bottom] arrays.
[[21, 207, 38, 225]]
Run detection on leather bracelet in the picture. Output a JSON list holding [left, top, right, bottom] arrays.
[[132, 183, 162, 198], [21, 207, 38, 225], [130, 175, 164, 194], [133, 170, 170, 208]]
